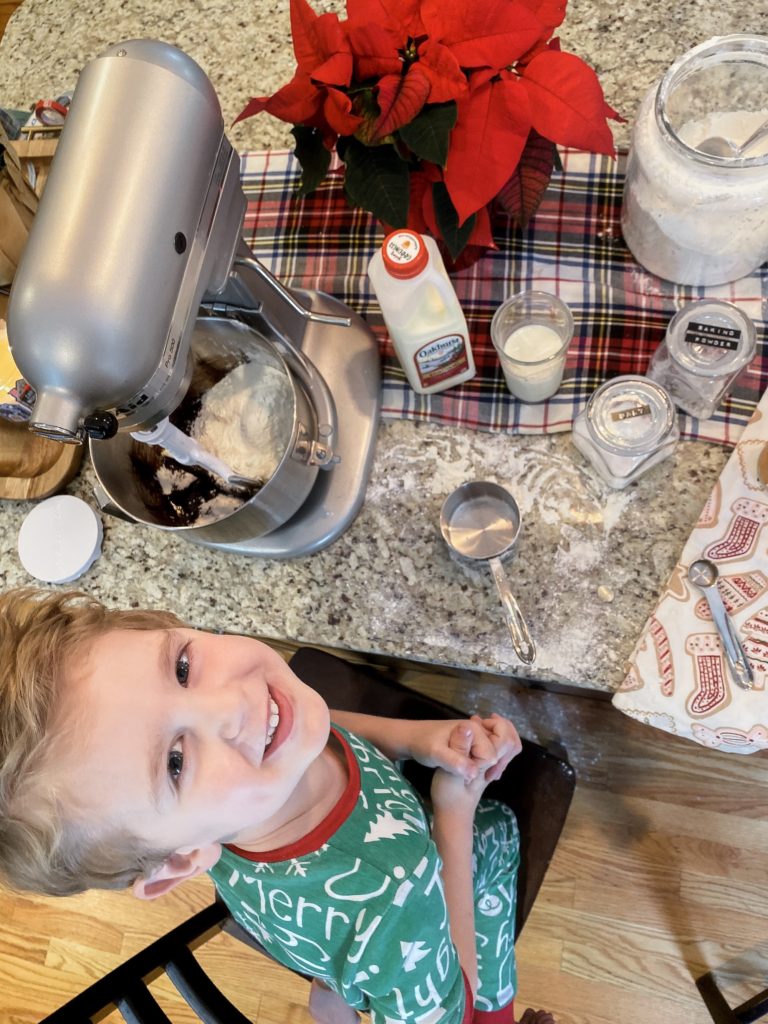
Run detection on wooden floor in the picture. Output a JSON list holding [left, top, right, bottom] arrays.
[[1, 648, 767, 1024]]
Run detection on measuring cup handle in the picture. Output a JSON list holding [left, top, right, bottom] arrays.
[[489, 557, 536, 665]]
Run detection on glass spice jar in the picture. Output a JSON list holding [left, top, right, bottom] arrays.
[[621, 34, 768, 286], [646, 299, 757, 420], [572, 376, 679, 489]]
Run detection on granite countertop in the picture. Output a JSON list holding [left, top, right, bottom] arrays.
[[0, 0, 751, 692]]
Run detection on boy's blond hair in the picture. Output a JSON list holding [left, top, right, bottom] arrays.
[[0, 587, 185, 896]]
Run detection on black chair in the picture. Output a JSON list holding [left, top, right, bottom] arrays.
[[39, 647, 576, 1023], [696, 970, 768, 1024]]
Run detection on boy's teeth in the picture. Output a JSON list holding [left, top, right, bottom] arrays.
[[265, 697, 280, 747]]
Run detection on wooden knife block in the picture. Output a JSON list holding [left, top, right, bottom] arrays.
[[0, 418, 82, 499]]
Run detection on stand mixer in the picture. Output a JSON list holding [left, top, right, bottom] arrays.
[[7, 39, 380, 557]]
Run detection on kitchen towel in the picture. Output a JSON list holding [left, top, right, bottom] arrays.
[[240, 148, 767, 446], [613, 386, 768, 753]]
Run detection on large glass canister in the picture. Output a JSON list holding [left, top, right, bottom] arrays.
[[621, 34, 768, 286]]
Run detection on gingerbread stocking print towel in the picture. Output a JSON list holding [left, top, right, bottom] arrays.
[[613, 388, 768, 754]]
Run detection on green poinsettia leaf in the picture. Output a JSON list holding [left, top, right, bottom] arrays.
[[432, 181, 476, 260], [341, 137, 410, 227], [291, 126, 332, 197], [336, 135, 350, 161], [397, 101, 458, 167]]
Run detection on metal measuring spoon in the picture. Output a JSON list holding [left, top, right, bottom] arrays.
[[440, 481, 536, 664], [697, 117, 768, 158], [687, 559, 753, 690]]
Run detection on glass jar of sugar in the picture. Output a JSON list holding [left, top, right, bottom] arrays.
[[572, 376, 679, 489], [490, 290, 574, 402], [646, 299, 757, 420], [621, 34, 768, 286]]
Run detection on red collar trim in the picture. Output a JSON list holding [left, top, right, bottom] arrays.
[[225, 727, 360, 863]]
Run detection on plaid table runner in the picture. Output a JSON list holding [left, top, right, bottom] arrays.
[[240, 149, 768, 446]]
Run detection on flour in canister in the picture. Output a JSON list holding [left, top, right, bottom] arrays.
[[192, 360, 293, 483], [622, 98, 768, 284]]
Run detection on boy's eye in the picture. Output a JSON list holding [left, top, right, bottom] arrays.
[[168, 747, 184, 783], [176, 649, 190, 687]]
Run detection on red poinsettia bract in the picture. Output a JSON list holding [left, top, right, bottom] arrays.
[[237, 0, 619, 259]]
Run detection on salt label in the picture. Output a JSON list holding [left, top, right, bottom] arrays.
[[611, 403, 652, 422]]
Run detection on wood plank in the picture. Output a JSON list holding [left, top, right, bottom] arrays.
[[514, 929, 564, 971], [680, 870, 768, 919], [571, 882, 768, 948], [257, 997, 315, 1024], [0, 951, 94, 1020], [516, 961, 710, 1024], [524, 903, 709, 1004], [10, 138, 58, 159], [10, 897, 124, 954]]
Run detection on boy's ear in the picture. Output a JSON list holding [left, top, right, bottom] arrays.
[[132, 843, 222, 900]]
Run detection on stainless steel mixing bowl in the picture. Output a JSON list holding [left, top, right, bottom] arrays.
[[90, 317, 326, 542]]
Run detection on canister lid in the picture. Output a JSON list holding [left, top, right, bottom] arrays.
[[585, 375, 676, 456], [381, 230, 428, 278], [664, 300, 756, 378], [18, 495, 103, 584]]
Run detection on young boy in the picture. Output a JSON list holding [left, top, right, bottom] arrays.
[[0, 587, 554, 1024]]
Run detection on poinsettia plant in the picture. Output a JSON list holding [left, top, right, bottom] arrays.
[[236, 0, 619, 263]]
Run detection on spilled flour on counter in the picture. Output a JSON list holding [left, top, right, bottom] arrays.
[[365, 427, 638, 687], [369, 433, 633, 533], [193, 360, 293, 483]]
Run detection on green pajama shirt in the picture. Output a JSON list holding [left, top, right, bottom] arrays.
[[210, 726, 520, 1023]]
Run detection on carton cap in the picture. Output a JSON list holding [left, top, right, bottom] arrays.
[[381, 230, 428, 279]]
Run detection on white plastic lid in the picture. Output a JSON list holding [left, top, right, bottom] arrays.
[[18, 495, 103, 584]]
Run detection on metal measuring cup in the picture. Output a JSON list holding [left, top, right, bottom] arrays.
[[440, 481, 536, 664]]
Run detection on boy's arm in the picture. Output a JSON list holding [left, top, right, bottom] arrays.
[[330, 709, 521, 781], [430, 796, 478, 996], [429, 727, 490, 1000], [328, 710, 418, 761]]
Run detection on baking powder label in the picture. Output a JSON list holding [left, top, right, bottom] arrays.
[[685, 320, 741, 351], [414, 334, 469, 387]]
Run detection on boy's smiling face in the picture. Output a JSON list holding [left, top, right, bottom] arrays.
[[60, 628, 331, 860]]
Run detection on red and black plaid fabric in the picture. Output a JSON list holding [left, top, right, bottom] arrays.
[[241, 149, 767, 446]]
